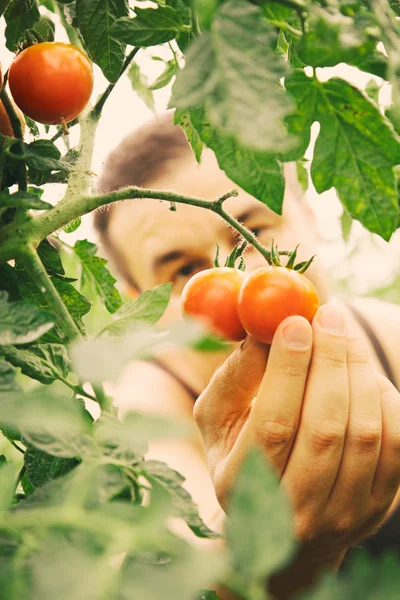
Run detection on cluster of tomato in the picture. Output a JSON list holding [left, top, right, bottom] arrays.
[[181, 251, 320, 345], [0, 41, 94, 136]]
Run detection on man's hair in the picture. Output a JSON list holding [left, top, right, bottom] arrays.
[[94, 114, 191, 284]]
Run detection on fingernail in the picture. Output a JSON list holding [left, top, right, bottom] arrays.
[[318, 305, 346, 335], [283, 322, 311, 349]]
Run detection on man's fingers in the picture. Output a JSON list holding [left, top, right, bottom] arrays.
[[372, 374, 400, 507], [282, 304, 349, 533], [194, 337, 268, 449], [323, 333, 382, 525], [246, 316, 312, 475], [215, 316, 312, 502]]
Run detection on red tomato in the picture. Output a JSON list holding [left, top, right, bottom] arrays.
[[238, 266, 319, 344], [0, 100, 25, 137], [181, 267, 247, 341], [9, 42, 94, 125]]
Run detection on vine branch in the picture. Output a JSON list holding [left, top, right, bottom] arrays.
[[0, 87, 27, 192]]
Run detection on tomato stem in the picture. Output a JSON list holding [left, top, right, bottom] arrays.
[[0, 87, 27, 192]]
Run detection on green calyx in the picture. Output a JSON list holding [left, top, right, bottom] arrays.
[[213, 239, 247, 270], [270, 240, 315, 274]]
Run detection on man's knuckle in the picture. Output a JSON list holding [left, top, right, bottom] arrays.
[[275, 361, 307, 379], [308, 423, 345, 451], [256, 418, 296, 452], [315, 350, 346, 371], [294, 515, 315, 543], [350, 422, 381, 451]]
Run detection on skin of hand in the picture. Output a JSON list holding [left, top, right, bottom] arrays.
[[193, 303, 400, 596]]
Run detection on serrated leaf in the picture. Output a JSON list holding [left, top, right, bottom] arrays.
[[297, 4, 387, 78], [37, 239, 66, 279], [4, 0, 40, 50], [171, 0, 293, 152], [140, 460, 220, 539], [189, 108, 285, 214], [0, 189, 52, 210], [73, 240, 122, 314], [0, 343, 71, 385], [0, 360, 19, 392], [25, 446, 79, 488], [150, 59, 178, 91], [109, 5, 184, 47], [227, 448, 295, 579], [75, 0, 129, 83], [101, 282, 171, 336], [128, 62, 155, 111], [0, 292, 54, 345], [289, 72, 400, 240], [0, 0, 12, 18]]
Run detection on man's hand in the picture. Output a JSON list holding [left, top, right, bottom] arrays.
[[194, 304, 400, 572]]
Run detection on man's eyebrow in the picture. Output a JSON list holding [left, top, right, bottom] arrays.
[[153, 249, 185, 270]]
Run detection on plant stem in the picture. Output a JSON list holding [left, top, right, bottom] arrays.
[[267, 19, 302, 37], [20, 246, 81, 342], [0, 187, 277, 265], [10, 441, 25, 454], [92, 384, 113, 412], [0, 87, 27, 191], [51, 48, 140, 142]]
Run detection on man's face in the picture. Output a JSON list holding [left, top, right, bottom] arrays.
[[107, 150, 330, 323]]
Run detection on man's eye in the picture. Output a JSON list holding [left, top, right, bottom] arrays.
[[248, 226, 264, 238], [176, 262, 202, 279]]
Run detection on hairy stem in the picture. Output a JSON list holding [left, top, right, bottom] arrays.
[[20, 247, 81, 342]]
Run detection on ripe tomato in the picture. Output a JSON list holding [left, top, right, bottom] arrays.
[[9, 42, 93, 125], [238, 266, 319, 344], [181, 267, 247, 341], [0, 100, 25, 137]]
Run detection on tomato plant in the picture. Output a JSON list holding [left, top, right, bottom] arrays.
[[8, 42, 93, 125], [0, 0, 400, 598], [238, 266, 319, 344], [182, 267, 246, 341]]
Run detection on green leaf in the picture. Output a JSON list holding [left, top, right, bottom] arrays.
[[227, 448, 295, 579], [296, 158, 309, 192], [140, 460, 220, 539], [37, 239, 67, 280], [75, 0, 129, 83], [109, 5, 184, 47], [0, 343, 71, 385], [0, 463, 17, 511], [128, 63, 155, 111], [195, 592, 220, 600], [25, 446, 79, 488], [94, 412, 192, 464], [289, 72, 400, 240], [64, 217, 82, 233], [0, 189, 52, 210], [174, 109, 203, 163], [0, 455, 7, 468], [5, 139, 71, 185], [101, 282, 172, 336], [150, 59, 178, 91], [0, 292, 54, 345], [0, 389, 92, 458], [189, 108, 285, 214], [171, 0, 293, 152], [0, 0, 12, 18], [341, 208, 353, 242], [365, 79, 381, 105], [297, 4, 387, 78], [73, 240, 122, 314], [4, 0, 40, 50], [0, 360, 19, 392]]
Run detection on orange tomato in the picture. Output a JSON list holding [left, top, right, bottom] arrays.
[[238, 266, 319, 344], [181, 267, 247, 341], [9, 42, 93, 125]]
